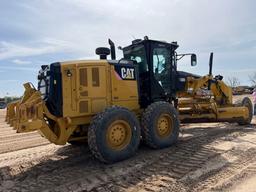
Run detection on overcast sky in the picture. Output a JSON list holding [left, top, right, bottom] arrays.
[[0, 0, 255, 97]]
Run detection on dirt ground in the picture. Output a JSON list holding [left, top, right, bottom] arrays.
[[0, 95, 255, 192]]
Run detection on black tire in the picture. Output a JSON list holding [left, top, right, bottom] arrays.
[[141, 101, 180, 149], [235, 97, 253, 125], [68, 140, 86, 146], [88, 106, 141, 163]]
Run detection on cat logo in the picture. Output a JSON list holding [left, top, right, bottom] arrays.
[[121, 67, 135, 79], [114, 65, 136, 80]]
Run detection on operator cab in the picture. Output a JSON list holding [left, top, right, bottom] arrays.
[[122, 38, 179, 107]]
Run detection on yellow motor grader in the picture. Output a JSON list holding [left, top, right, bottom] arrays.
[[6, 37, 252, 163]]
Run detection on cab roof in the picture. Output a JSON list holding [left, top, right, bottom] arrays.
[[123, 39, 179, 51]]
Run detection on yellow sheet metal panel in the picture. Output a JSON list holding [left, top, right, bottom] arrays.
[[62, 66, 77, 116], [61, 61, 110, 118], [91, 99, 107, 113], [110, 65, 139, 111], [179, 113, 217, 122], [76, 63, 108, 94], [61, 60, 107, 66], [217, 81, 233, 104], [61, 61, 141, 117], [217, 106, 248, 120], [112, 100, 140, 111], [79, 100, 89, 113]]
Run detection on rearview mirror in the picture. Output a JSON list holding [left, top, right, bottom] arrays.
[[191, 54, 197, 66]]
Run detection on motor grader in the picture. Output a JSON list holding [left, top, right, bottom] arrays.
[[6, 37, 252, 163]]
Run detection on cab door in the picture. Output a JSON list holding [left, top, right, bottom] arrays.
[[150, 43, 173, 100]]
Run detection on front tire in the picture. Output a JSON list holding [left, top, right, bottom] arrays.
[[236, 97, 253, 125], [88, 106, 141, 163], [141, 101, 180, 149]]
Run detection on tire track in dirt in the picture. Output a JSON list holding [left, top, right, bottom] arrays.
[[0, 140, 50, 154], [0, 110, 50, 154], [0, 133, 44, 143], [0, 109, 256, 192], [91, 126, 256, 192], [1, 123, 254, 192], [0, 129, 49, 154], [187, 149, 256, 192], [0, 132, 37, 139]]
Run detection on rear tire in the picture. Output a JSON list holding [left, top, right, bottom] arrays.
[[68, 140, 86, 146], [141, 101, 180, 149], [236, 97, 253, 125], [88, 106, 141, 163]]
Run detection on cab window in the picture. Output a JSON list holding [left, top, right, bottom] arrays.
[[153, 48, 171, 75], [123, 45, 148, 73], [153, 47, 172, 93]]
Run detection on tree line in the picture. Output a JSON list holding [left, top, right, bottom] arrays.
[[226, 72, 256, 88]]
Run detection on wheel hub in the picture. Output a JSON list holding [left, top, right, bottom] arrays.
[[106, 120, 132, 150], [157, 114, 173, 138]]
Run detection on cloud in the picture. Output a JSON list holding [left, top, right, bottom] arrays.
[[0, 0, 256, 97], [216, 68, 256, 74], [0, 38, 73, 61], [0, 79, 18, 83], [12, 59, 31, 65], [0, 66, 37, 72], [1, 1, 256, 59]]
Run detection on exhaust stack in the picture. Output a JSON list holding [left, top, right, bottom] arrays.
[[209, 52, 213, 76], [208, 52, 214, 90], [108, 39, 116, 60]]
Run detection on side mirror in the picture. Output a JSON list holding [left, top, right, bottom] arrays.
[[191, 54, 197, 66]]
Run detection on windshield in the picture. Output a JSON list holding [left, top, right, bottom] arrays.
[[123, 45, 148, 73]]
